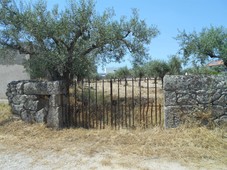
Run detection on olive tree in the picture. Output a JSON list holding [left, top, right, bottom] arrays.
[[0, 0, 159, 95], [176, 26, 227, 67], [131, 64, 145, 86], [144, 60, 170, 87], [168, 55, 182, 75]]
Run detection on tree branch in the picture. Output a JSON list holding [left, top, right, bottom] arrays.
[[0, 41, 35, 55], [123, 31, 131, 38], [81, 44, 98, 56], [204, 51, 220, 59]]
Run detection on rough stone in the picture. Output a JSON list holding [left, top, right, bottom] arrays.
[[11, 104, 24, 115], [214, 115, 227, 126], [164, 106, 181, 128], [35, 108, 47, 123], [12, 95, 27, 105], [6, 80, 65, 128], [24, 100, 39, 111], [24, 82, 49, 95], [21, 110, 33, 122], [164, 92, 176, 106], [47, 106, 63, 129], [47, 81, 65, 94], [176, 93, 197, 105], [164, 75, 227, 128], [211, 105, 225, 118], [49, 95, 62, 107], [196, 93, 213, 104]]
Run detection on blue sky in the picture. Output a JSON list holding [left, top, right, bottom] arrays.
[[46, 0, 227, 72]]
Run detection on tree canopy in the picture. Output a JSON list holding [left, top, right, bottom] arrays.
[[168, 55, 182, 75], [0, 0, 159, 82], [144, 60, 170, 79], [176, 26, 227, 67], [114, 66, 131, 79]]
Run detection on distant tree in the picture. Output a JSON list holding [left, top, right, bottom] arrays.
[[132, 64, 145, 78], [115, 66, 131, 78], [176, 26, 227, 67], [105, 72, 115, 79], [145, 60, 170, 86], [132, 64, 145, 86], [168, 55, 182, 75], [0, 0, 159, 95], [182, 66, 220, 75]]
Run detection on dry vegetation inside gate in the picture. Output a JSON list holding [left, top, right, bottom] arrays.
[[67, 78, 164, 128], [0, 103, 227, 169]]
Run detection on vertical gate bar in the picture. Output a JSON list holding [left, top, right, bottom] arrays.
[[159, 104, 162, 126], [103, 80, 106, 129], [121, 104, 124, 127], [142, 103, 145, 128], [81, 79, 84, 127], [110, 79, 113, 128], [106, 100, 109, 126], [66, 83, 69, 128], [151, 102, 153, 126], [139, 78, 142, 123], [146, 78, 149, 128], [71, 83, 74, 127], [145, 105, 149, 128], [88, 78, 91, 129], [101, 79, 104, 129], [128, 105, 131, 128], [84, 80, 88, 128], [67, 102, 69, 127], [132, 78, 135, 127], [117, 79, 120, 129], [65, 85, 69, 127], [154, 78, 158, 125], [85, 80, 88, 128], [60, 92, 64, 127], [114, 104, 117, 130], [74, 80, 77, 127], [125, 77, 127, 128], [69, 95, 71, 127], [125, 107, 127, 128], [71, 105, 74, 127], [78, 82, 81, 127], [63, 95, 65, 127], [95, 79, 98, 128], [128, 80, 131, 128]]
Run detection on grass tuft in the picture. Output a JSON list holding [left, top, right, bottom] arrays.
[[0, 103, 13, 125]]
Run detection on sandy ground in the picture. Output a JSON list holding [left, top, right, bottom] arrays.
[[0, 144, 189, 170]]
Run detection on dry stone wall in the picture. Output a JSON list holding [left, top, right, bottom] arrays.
[[6, 80, 66, 128], [164, 75, 227, 128]]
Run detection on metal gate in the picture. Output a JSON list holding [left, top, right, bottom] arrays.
[[62, 78, 163, 129]]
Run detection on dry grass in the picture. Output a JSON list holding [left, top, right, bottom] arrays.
[[72, 79, 164, 103], [1, 122, 227, 169], [0, 103, 12, 125], [69, 79, 164, 128], [0, 104, 226, 169]]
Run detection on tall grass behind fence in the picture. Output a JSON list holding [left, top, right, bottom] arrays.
[[62, 78, 163, 129]]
